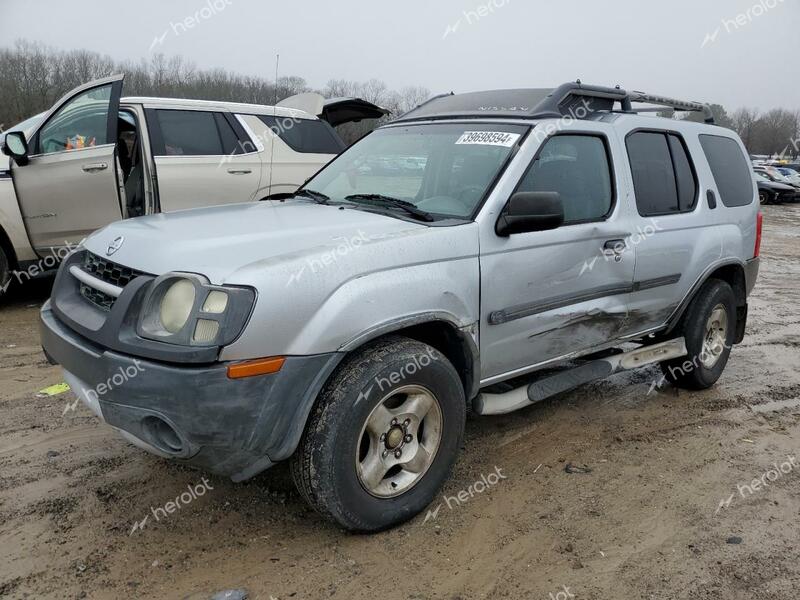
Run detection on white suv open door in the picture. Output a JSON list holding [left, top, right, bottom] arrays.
[[10, 75, 124, 253]]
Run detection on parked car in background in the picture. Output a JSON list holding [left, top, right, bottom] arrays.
[[0, 74, 388, 295], [755, 165, 800, 192], [41, 82, 761, 532], [755, 171, 796, 204], [775, 167, 800, 186]]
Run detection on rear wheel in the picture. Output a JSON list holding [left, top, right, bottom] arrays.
[[660, 280, 736, 390], [291, 336, 466, 532]]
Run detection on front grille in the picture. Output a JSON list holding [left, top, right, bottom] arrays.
[[79, 283, 116, 311], [78, 252, 147, 311]]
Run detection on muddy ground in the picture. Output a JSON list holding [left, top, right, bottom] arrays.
[[1, 205, 799, 600]]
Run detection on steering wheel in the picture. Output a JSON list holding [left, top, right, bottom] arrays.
[[455, 185, 486, 208]]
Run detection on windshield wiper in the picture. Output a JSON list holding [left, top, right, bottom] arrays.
[[264, 189, 331, 204], [295, 189, 331, 204], [344, 194, 434, 222]]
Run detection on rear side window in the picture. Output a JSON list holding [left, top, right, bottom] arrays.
[[626, 131, 697, 216], [699, 134, 754, 207], [517, 134, 614, 223], [214, 113, 245, 155], [154, 110, 224, 156], [668, 135, 698, 211], [258, 115, 345, 154]]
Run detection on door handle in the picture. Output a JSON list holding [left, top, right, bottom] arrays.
[[82, 163, 108, 173], [603, 239, 627, 252], [227, 169, 252, 175]]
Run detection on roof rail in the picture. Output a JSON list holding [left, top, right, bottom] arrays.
[[393, 82, 716, 125]]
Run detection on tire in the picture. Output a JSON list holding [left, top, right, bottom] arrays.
[[758, 190, 771, 205], [660, 279, 736, 390], [0, 247, 11, 300], [291, 336, 466, 532]]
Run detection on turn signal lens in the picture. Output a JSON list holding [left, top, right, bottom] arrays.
[[227, 357, 286, 379]]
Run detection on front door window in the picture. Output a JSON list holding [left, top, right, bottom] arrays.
[[37, 84, 113, 155]]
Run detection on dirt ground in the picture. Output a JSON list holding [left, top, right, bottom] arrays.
[[1, 205, 799, 600]]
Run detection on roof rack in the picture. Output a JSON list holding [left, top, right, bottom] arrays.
[[394, 81, 715, 125], [624, 90, 715, 124]]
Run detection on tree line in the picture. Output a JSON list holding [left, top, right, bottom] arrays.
[[0, 40, 429, 145], [1, 40, 798, 156]]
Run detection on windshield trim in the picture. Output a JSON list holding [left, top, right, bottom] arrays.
[[299, 120, 532, 224]]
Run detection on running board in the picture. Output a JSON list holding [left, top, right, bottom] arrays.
[[474, 337, 687, 416]]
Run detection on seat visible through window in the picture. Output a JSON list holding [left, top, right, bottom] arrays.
[[517, 135, 613, 223]]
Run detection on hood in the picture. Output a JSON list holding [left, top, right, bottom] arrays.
[[83, 201, 428, 284], [0, 154, 9, 173]]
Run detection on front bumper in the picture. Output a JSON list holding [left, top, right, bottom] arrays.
[[41, 301, 343, 481]]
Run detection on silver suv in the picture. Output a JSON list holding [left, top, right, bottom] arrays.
[[40, 82, 761, 532]]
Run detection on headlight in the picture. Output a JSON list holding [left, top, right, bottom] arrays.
[[137, 273, 255, 347], [160, 279, 196, 333]]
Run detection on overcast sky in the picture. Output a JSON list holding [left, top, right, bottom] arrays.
[[1, 0, 798, 111]]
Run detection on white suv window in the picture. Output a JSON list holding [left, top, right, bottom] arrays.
[[155, 110, 226, 156], [37, 84, 113, 155]]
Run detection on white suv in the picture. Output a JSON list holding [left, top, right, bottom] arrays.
[[0, 74, 387, 290]]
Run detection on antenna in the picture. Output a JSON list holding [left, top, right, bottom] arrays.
[[267, 53, 280, 197]]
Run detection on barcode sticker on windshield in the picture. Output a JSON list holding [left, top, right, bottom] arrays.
[[455, 131, 520, 147]]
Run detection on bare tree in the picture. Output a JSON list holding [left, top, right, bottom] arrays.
[[5, 39, 800, 157]]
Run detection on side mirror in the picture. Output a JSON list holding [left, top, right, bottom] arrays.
[[2, 132, 29, 166], [495, 192, 564, 236]]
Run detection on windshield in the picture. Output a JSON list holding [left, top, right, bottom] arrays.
[[303, 123, 528, 219]]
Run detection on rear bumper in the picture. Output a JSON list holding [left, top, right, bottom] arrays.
[[40, 301, 343, 481]]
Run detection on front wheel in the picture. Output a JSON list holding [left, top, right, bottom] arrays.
[[660, 279, 736, 390], [291, 336, 466, 532], [0, 247, 11, 300], [758, 190, 771, 205]]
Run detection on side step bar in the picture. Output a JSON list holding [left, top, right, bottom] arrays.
[[474, 337, 687, 416]]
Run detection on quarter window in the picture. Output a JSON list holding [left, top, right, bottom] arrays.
[[626, 131, 698, 216], [258, 115, 345, 154], [699, 134, 754, 207], [517, 135, 614, 223]]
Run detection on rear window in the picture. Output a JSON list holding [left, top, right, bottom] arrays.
[[258, 115, 345, 154], [699, 135, 754, 207]]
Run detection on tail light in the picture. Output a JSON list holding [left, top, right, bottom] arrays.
[[754, 211, 763, 258]]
